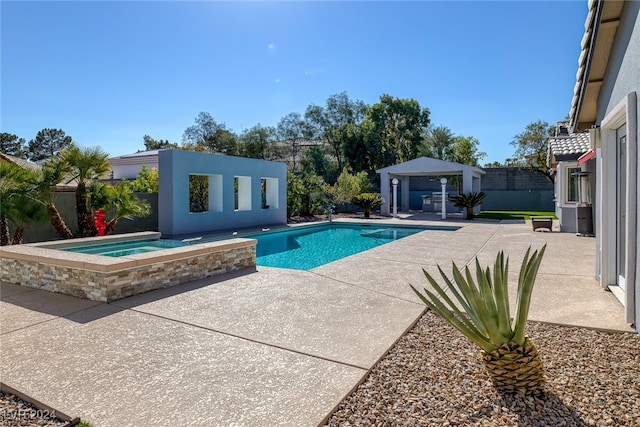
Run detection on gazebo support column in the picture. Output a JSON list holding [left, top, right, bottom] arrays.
[[462, 169, 473, 194], [380, 171, 391, 215], [401, 177, 410, 211]]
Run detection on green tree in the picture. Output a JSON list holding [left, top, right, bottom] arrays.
[[182, 112, 219, 149], [238, 124, 275, 160], [27, 128, 73, 162], [208, 128, 238, 156], [0, 133, 27, 158], [484, 161, 507, 168], [342, 123, 370, 175], [142, 135, 179, 151], [287, 172, 325, 217], [189, 175, 209, 212], [183, 112, 238, 155], [86, 181, 112, 212], [420, 125, 455, 160], [61, 144, 111, 237], [305, 92, 368, 172], [7, 193, 48, 244], [87, 181, 151, 235], [35, 160, 74, 239], [510, 120, 555, 173], [419, 126, 486, 166], [100, 182, 151, 235], [129, 165, 159, 193], [449, 136, 487, 166], [300, 146, 338, 183], [0, 162, 44, 245], [0, 162, 24, 244], [361, 95, 430, 171], [277, 112, 311, 173], [324, 168, 372, 208]]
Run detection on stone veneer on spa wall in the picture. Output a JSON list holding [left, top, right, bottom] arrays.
[[0, 232, 256, 302]]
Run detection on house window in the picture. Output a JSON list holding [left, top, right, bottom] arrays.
[[567, 167, 581, 203]]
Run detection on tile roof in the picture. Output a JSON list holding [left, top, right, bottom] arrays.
[[0, 152, 42, 172], [548, 132, 590, 157], [0, 152, 79, 189]]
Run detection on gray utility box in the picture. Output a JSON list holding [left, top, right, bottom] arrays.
[[576, 204, 593, 236]]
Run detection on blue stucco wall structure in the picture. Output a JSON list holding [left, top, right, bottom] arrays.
[[158, 150, 287, 238]]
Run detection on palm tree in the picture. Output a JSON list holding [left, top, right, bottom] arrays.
[[89, 181, 151, 235], [36, 159, 74, 239], [0, 215, 9, 245], [411, 246, 547, 396], [8, 193, 49, 244], [0, 162, 29, 245], [61, 144, 111, 237], [421, 125, 455, 159], [0, 162, 47, 244], [451, 191, 487, 220]]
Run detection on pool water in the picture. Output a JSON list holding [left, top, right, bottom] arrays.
[[62, 239, 188, 257], [245, 224, 456, 270], [59, 224, 457, 268]]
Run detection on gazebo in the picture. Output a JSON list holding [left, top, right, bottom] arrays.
[[377, 157, 485, 216]]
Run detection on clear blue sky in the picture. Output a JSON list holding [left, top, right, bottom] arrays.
[[1, 0, 587, 164]]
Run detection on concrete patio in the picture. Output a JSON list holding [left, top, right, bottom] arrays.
[[0, 218, 632, 426]]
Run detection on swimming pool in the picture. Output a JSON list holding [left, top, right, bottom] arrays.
[[242, 223, 457, 270], [62, 239, 188, 257], [0, 232, 256, 302]]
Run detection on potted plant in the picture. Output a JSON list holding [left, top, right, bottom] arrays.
[[411, 246, 547, 396], [451, 191, 487, 219]]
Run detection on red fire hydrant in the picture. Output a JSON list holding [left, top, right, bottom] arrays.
[[95, 208, 107, 236]]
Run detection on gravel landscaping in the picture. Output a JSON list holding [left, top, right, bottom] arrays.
[[324, 310, 640, 426], [0, 392, 68, 427]]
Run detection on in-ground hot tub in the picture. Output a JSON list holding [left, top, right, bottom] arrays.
[[0, 232, 256, 302]]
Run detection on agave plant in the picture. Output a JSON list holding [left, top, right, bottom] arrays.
[[410, 245, 547, 396], [451, 191, 486, 219]]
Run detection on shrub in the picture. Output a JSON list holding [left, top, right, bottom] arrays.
[[351, 192, 383, 218]]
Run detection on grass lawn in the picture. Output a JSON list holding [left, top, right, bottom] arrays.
[[476, 210, 557, 220]]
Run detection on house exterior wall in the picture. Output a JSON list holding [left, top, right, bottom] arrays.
[[597, 1, 640, 122], [158, 150, 287, 238], [112, 162, 158, 180], [593, 1, 639, 331], [554, 161, 579, 233], [110, 154, 159, 179]]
